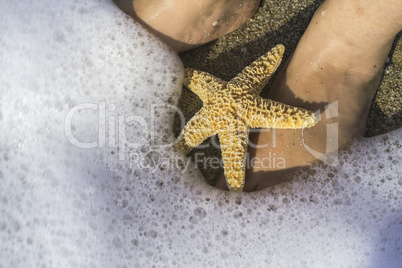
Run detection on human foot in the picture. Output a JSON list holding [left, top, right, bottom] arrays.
[[216, 0, 402, 191], [113, 0, 260, 52]]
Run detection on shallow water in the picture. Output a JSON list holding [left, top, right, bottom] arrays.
[[0, 0, 401, 267]]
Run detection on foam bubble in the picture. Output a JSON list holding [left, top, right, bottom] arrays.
[[0, 0, 401, 267]]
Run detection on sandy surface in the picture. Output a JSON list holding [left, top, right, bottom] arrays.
[[176, 0, 401, 186]]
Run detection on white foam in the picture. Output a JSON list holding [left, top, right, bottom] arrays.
[[0, 0, 401, 267]]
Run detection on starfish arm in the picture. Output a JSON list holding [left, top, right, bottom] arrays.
[[184, 68, 228, 102], [183, 108, 219, 147], [219, 127, 249, 192], [244, 97, 318, 129], [174, 130, 195, 155], [229, 44, 285, 97]]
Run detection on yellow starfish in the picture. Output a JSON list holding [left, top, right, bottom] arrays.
[[176, 44, 317, 192]]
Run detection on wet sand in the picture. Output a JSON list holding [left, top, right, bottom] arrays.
[[175, 0, 401, 186]]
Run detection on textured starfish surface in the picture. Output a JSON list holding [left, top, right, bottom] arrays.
[[176, 44, 318, 192]]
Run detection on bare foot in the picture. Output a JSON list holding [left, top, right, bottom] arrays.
[[217, 0, 402, 191], [113, 0, 260, 52]]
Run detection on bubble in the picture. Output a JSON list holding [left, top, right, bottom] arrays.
[[354, 176, 362, 183], [193, 207, 207, 218]]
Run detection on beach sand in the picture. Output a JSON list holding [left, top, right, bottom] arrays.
[[175, 0, 402, 186]]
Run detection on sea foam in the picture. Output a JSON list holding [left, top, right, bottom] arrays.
[[0, 0, 401, 267]]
